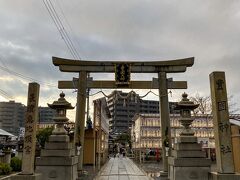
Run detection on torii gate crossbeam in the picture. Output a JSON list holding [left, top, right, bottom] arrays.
[[53, 56, 194, 73], [58, 79, 187, 89]]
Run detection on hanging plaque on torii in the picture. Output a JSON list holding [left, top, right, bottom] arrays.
[[115, 63, 131, 86]]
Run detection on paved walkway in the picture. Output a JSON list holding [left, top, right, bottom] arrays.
[[95, 157, 151, 180]]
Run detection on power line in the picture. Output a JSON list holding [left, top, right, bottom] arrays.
[[0, 89, 14, 100], [0, 57, 57, 100], [42, 0, 81, 60], [50, 0, 81, 60], [42, 0, 76, 59], [55, 0, 82, 59], [47, 0, 79, 59], [0, 64, 57, 88]]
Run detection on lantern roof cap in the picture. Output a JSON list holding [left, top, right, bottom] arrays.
[[175, 92, 199, 110], [48, 92, 74, 110]]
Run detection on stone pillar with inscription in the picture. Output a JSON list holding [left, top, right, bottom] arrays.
[[12, 82, 42, 180], [210, 71, 240, 180]]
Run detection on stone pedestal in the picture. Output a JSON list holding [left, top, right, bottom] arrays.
[[11, 173, 42, 180], [35, 135, 78, 180], [169, 136, 211, 180], [210, 172, 240, 180]]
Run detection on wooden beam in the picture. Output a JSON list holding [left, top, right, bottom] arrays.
[[58, 80, 187, 89]]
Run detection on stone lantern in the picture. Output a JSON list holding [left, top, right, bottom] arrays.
[[35, 92, 78, 180], [175, 92, 199, 137], [47, 92, 74, 135], [168, 93, 211, 180]]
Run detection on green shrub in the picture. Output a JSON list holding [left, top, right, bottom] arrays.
[[37, 127, 54, 148], [0, 163, 12, 175], [10, 157, 22, 171]]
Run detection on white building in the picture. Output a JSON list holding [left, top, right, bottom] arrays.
[[131, 114, 231, 153]]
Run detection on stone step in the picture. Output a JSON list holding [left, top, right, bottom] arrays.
[[45, 142, 73, 150], [211, 172, 240, 179], [41, 149, 75, 157], [36, 156, 78, 166], [174, 143, 202, 151], [49, 135, 70, 142], [168, 157, 211, 167], [35, 160, 78, 180], [172, 149, 206, 158], [176, 136, 197, 143]]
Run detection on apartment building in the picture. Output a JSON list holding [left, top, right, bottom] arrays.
[[0, 101, 25, 135], [39, 107, 56, 123], [0, 101, 57, 135], [107, 90, 177, 135]]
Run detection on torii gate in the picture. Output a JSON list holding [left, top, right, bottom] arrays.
[[52, 56, 194, 175]]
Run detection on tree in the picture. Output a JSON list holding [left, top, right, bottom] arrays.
[[189, 93, 211, 115], [228, 95, 240, 114], [189, 93, 239, 115], [36, 127, 54, 148]]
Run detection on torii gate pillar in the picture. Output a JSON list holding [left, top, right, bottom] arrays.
[[74, 71, 87, 171], [159, 72, 172, 175]]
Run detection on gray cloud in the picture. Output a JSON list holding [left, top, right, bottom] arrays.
[[0, 0, 239, 114]]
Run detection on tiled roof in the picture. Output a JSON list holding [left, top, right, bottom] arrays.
[[0, 129, 15, 137]]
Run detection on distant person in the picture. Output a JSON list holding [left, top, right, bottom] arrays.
[[11, 148, 16, 157], [123, 149, 126, 157], [211, 152, 216, 161], [120, 147, 123, 155]]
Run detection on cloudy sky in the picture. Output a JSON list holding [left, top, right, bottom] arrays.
[[0, 0, 240, 120]]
